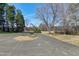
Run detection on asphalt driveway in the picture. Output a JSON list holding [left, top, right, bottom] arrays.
[[0, 33, 79, 56]]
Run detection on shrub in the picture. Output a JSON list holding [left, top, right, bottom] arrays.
[[34, 28, 41, 33]]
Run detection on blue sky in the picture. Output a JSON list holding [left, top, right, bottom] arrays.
[[10, 3, 43, 27]]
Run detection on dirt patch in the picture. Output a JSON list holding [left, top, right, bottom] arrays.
[[14, 36, 38, 42]]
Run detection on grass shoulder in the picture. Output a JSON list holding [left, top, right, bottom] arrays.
[[42, 31, 79, 46]]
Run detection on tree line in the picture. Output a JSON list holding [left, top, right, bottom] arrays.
[[0, 3, 25, 32], [36, 3, 79, 34]]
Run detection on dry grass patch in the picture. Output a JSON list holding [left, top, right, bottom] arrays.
[[42, 31, 54, 34], [14, 35, 38, 42], [52, 34, 79, 46], [42, 31, 79, 46]]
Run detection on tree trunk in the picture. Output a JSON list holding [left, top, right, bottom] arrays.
[[11, 22, 14, 32], [46, 25, 51, 34]]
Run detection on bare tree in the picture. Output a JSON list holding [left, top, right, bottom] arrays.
[[58, 3, 71, 34], [48, 3, 59, 33], [36, 3, 79, 34], [36, 4, 51, 33], [59, 3, 79, 34], [68, 3, 79, 34], [36, 4, 60, 33]]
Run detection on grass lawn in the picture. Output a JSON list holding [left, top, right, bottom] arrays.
[[42, 31, 79, 46]]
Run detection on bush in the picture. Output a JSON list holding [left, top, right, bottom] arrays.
[[34, 28, 41, 33]]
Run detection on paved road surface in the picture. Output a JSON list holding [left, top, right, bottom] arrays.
[[0, 34, 79, 56]]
